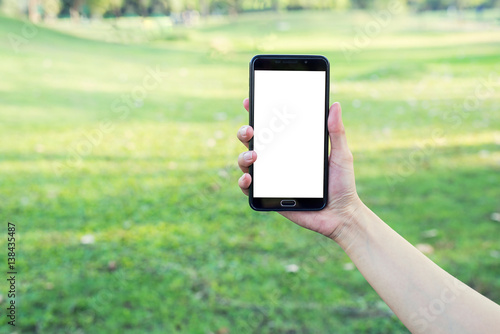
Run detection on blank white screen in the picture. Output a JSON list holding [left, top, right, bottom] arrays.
[[253, 70, 325, 198]]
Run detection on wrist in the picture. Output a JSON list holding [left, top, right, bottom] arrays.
[[327, 198, 366, 250]]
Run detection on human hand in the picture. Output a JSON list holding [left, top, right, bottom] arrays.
[[237, 98, 363, 240]]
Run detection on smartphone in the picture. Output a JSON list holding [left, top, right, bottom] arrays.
[[249, 54, 329, 211]]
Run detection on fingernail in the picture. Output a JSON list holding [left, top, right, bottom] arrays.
[[239, 126, 248, 138], [244, 151, 253, 162]]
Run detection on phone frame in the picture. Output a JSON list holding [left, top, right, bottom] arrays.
[[248, 54, 330, 211]]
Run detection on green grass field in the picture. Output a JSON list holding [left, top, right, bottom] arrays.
[[0, 9, 499, 333]]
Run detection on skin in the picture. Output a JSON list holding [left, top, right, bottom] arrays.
[[237, 99, 500, 333]]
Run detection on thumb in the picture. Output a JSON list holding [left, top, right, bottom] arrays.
[[328, 102, 350, 155]]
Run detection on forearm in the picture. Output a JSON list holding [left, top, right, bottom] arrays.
[[332, 202, 500, 333]]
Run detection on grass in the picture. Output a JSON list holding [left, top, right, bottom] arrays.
[[0, 8, 499, 333]]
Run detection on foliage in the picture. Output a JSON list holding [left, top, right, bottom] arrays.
[[0, 0, 22, 17], [2, 0, 499, 19], [42, 0, 63, 19], [87, 0, 111, 15]]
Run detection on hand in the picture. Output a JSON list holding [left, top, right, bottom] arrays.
[[237, 98, 363, 240]]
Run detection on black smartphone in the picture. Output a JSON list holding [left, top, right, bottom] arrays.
[[249, 54, 330, 211]]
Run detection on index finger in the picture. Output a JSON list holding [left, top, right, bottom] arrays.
[[243, 98, 249, 112]]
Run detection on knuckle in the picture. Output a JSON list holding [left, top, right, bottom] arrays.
[[333, 126, 346, 135], [344, 150, 354, 162]]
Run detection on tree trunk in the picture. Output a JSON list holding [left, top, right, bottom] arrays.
[[28, 0, 40, 23], [70, 0, 84, 23], [200, 0, 209, 17], [272, 0, 279, 11]]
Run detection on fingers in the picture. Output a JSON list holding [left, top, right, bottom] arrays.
[[238, 98, 252, 148], [238, 173, 252, 196], [238, 99, 253, 196], [328, 102, 352, 160], [243, 98, 249, 112], [237, 125, 253, 149], [238, 150, 257, 173]]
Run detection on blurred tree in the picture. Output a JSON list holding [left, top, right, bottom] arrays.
[[109, 0, 124, 16], [211, 0, 241, 14], [350, 0, 370, 8], [456, 0, 484, 8], [1, 0, 24, 17], [199, 0, 209, 16], [169, 0, 185, 12], [41, 0, 62, 21], [409, 0, 487, 10], [334, 0, 351, 9], [70, 0, 84, 21], [87, 0, 111, 17], [29, 0, 41, 22], [3, 0, 497, 23], [149, 0, 169, 15], [138, 0, 152, 16]]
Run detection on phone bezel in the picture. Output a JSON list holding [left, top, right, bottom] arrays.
[[248, 54, 330, 211]]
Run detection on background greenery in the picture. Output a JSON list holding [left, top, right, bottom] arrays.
[[3, 0, 500, 23], [0, 6, 499, 334]]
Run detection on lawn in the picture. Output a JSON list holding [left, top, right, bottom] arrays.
[[0, 8, 499, 333]]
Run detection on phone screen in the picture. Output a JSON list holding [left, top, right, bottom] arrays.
[[253, 70, 326, 198]]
